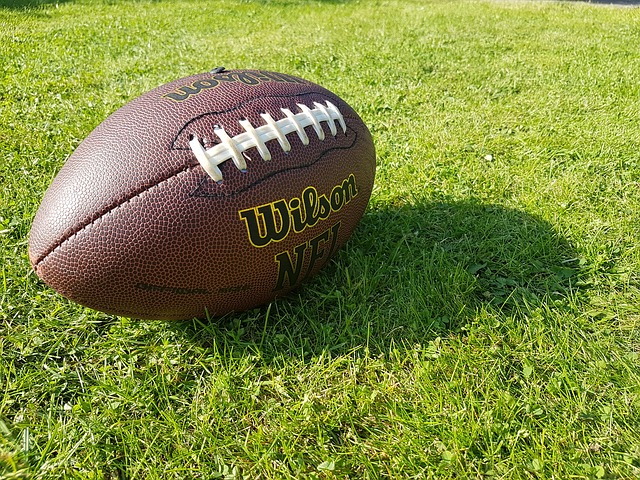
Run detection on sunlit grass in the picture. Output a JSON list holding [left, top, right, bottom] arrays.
[[1, 0, 640, 478]]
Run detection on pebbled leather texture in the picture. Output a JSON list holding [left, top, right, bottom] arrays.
[[28, 69, 376, 320]]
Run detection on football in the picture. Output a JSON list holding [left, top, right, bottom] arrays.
[[28, 68, 376, 320]]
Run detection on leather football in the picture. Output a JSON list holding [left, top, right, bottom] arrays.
[[28, 68, 376, 320]]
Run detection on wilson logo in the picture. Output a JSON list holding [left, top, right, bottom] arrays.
[[163, 71, 307, 102], [238, 174, 358, 248]]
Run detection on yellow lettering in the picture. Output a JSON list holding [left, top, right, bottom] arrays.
[[239, 174, 357, 248]]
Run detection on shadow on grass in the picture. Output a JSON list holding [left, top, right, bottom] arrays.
[[171, 199, 582, 360]]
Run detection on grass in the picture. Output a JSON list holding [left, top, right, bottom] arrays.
[[2, 0, 640, 477]]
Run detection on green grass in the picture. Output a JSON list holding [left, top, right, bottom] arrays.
[[2, 0, 640, 477]]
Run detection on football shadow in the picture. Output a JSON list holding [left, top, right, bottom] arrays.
[[171, 199, 583, 360]]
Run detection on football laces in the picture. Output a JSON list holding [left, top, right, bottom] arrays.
[[189, 101, 346, 182]]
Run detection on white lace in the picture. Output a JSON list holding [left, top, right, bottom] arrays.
[[189, 101, 346, 182]]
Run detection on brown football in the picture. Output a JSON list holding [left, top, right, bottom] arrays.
[[28, 68, 376, 320]]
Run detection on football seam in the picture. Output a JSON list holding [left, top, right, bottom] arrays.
[[32, 122, 364, 269], [32, 163, 197, 269]]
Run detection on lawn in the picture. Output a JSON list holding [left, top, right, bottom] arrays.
[[1, 0, 640, 478]]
